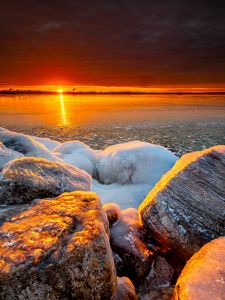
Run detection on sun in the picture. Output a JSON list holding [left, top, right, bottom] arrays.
[[57, 89, 64, 94]]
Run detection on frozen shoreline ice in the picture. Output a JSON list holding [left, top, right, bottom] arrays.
[[0, 127, 178, 208]]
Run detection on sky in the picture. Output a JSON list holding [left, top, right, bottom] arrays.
[[1, 0, 225, 90]]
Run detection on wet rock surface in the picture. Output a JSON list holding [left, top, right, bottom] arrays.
[[0, 157, 92, 205], [0, 191, 117, 299], [173, 237, 225, 300], [110, 208, 153, 282], [139, 145, 225, 260]]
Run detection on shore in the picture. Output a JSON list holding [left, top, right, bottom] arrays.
[[3, 120, 225, 157]]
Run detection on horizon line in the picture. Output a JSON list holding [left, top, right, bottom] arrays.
[[1, 89, 225, 95]]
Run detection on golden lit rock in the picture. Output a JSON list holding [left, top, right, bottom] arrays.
[[0, 191, 117, 299], [173, 237, 225, 300], [139, 146, 225, 260]]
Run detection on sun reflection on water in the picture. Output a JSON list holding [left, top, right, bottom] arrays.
[[59, 94, 68, 126]]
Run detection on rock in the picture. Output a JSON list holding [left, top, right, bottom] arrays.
[[110, 208, 153, 282], [139, 146, 225, 260], [0, 191, 117, 299], [114, 277, 137, 300], [0, 142, 23, 171], [0, 157, 92, 205], [0, 204, 30, 226], [0, 129, 59, 161], [137, 255, 174, 300], [137, 288, 174, 300], [173, 237, 225, 300], [103, 203, 121, 227]]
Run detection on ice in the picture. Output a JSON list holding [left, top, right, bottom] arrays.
[[0, 129, 178, 208], [0, 129, 59, 162], [0, 157, 92, 205], [97, 141, 177, 184], [0, 142, 23, 171], [53, 141, 98, 175], [32, 136, 61, 151], [92, 179, 155, 209]]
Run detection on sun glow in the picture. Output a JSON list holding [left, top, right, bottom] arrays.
[[57, 89, 64, 94]]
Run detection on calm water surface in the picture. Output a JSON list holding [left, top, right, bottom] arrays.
[[0, 94, 225, 155]]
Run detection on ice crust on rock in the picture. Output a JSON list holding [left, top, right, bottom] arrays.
[[0, 157, 92, 205], [0, 128, 178, 209], [0, 142, 23, 171], [53, 140, 98, 175], [97, 141, 177, 184], [32, 135, 61, 151], [0, 129, 59, 162]]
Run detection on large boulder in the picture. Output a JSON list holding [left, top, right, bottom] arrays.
[[173, 237, 225, 300], [0, 191, 117, 299], [0, 157, 92, 205], [0, 142, 23, 171], [110, 208, 153, 282], [139, 146, 225, 260]]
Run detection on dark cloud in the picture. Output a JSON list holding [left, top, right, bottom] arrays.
[[0, 0, 225, 87]]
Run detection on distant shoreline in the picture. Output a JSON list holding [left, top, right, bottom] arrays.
[[1, 90, 225, 95]]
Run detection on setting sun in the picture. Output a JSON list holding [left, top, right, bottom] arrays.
[[57, 89, 64, 94]]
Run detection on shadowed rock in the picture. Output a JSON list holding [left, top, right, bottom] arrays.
[[103, 203, 121, 227], [0, 204, 30, 226], [173, 237, 225, 300], [139, 146, 225, 260], [110, 208, 153, 282], [136, 255, 174, 300], [0, 157, 92, 205], [114, 277, 137, 300], [0, 191, 117, 299]]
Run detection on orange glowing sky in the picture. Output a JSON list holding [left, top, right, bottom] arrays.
[[1, 1, 225, 92]]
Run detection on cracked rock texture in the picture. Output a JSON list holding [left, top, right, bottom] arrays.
[[0, 191, 117, 299], [173, 237, 225, 300], [139, 146, 225, 260], [0, 157, 92, 205]]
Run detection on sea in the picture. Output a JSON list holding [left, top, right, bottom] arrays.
[[0, 93, 225, 156]]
